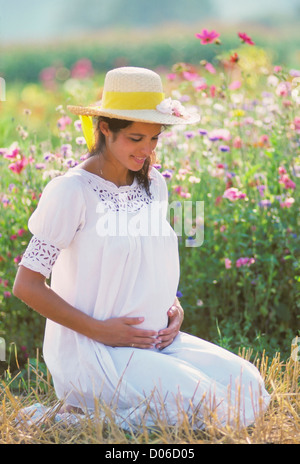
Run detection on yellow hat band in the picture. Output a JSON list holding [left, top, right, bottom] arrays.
[[102, 91, 165, 110]]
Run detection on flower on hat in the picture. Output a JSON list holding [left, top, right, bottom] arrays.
[[156, 98, 188, 118]]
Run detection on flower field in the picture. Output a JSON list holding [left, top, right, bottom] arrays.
[[0, 30, 299, 371]]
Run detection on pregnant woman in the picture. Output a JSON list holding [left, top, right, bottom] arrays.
[[13, 66, 270, 429]]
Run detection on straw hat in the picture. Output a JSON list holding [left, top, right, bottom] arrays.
[[67, 66, 200, 126]]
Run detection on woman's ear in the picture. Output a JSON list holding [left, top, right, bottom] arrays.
[[99, 120, 110, 137]]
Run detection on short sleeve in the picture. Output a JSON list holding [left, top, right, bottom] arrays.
[[28, 173, 86, 249], [19, 173, 86, 278]]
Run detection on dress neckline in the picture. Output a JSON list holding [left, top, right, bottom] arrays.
[[73, 167, 138, 191]]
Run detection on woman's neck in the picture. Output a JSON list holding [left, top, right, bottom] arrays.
[[79, 153, 134, 187]]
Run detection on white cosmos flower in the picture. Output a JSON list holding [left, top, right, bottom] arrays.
[[156, 98, 188, 118]]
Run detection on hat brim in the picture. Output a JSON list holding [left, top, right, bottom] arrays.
[[67, 104, 200, 126]]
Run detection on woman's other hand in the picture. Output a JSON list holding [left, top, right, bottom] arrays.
[[155, 298, 184, 350]]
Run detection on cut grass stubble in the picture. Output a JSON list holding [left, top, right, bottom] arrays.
[[0, 345, 299, 444]]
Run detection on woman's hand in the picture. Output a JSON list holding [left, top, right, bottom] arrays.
[[155, 298, 184, 350], [93, 317, 158, 349]]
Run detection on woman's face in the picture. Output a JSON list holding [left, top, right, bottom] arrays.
[[100, 121, 162, 172]]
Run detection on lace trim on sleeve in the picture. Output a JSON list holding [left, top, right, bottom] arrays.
[[19, 236, 61, 278]]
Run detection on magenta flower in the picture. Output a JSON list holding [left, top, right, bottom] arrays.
[[167, 73, 177, 81], [223, 187, 246, 201], [3, 147, 19, 159], [279, 173, 296, 190], [71, 58, 94, 79], [205, 62, 216, 74], [278, 166, 287, 175], [8, 157, 31, 174], [238, 32, 255, 45], [195, 29, 220, 44], [57, 116, 72, 131], [280, 197, 295, 208], [293, 117, 300, 131], [225, 258, 232, 269], [236, 257, 255, 268], [183, 71, 198, 81], [228, 80, 242, 90]]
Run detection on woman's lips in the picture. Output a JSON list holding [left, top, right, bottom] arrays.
[[132, 155, 147, 165]]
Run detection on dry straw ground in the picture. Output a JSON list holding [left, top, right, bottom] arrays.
[[0, 346, 299, 444]]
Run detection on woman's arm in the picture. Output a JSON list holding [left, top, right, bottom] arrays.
[[13, 266, 158, 349]]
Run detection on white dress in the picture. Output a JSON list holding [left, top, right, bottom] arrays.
[[20, 166, 270, 429]]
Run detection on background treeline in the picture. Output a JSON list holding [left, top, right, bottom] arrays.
[[1, 29, 300, 84]]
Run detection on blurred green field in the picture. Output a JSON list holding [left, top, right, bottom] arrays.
[[1, 24, 300, 84]]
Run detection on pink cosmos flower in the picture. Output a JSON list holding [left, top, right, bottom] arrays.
[[57, 116, 72, 131], [195, 82, 208, 92], [228, 80, 242, 90], [195, 29, 220, 45], [71, 58, 94, 79], [225, 258, 232, 269], [276, 82, 291, 97], [293, 117, 300, 131], [208, 128, 231, 141], [3, 147, 19, 159], [167, 73, 177, 81], [210, 85, 216, 97], [223, 187, 246, 201], [238, 32, 255, 45], [180, 192, 191, 199], [279, 174, 296, 190], [278, 166, 287, 175], [233, 136, 242, 148], [280, 198, 295, 208], [183, 71, 198, 81], [8, 156, 32, 174], [215, 196, 222, 206], [236, 257, 255, 268], [205, 62, 216, 74], [39, 66, 56, 83]]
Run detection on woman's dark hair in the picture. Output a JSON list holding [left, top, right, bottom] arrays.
[[89, 116, 155, 196]]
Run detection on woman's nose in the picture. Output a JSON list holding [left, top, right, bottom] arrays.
[[140, 142, 154, 156], [140, 138, 157, 155]]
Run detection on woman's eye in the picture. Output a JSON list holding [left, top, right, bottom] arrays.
[[129, 136, 159, 142]]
